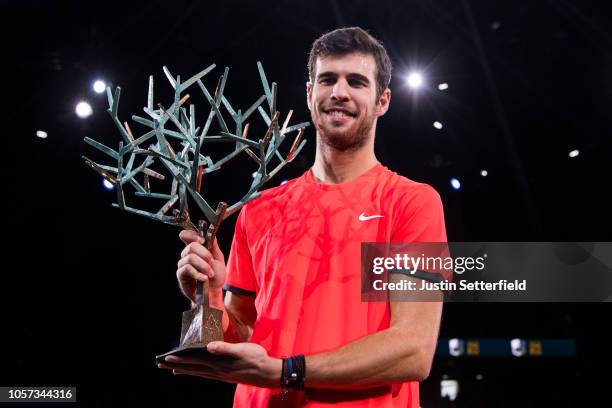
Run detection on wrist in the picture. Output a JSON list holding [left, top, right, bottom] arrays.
[[192, 287, 224, 309], [209, 287, 225, 309], [264, 357, 283, 388], [280, 354, 306, 396]]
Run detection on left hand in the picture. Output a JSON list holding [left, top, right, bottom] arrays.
[[158, 342, 282, 388]]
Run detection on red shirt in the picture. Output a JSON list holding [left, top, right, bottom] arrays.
[[225, 163, 447, 407]]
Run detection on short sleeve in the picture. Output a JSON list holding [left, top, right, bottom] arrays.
[[224, 207, 257, 297], [390, 185, 449, 283], [391, 184, 447, 242]]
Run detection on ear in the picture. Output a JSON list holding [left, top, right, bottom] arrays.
[[306, 81, 313, 111], [375, 88, 391, 117]]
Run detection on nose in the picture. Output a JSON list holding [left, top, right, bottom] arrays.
[[331, 78, 350, 101]]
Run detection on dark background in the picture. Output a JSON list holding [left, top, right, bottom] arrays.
[[2, 0, 611, 406]]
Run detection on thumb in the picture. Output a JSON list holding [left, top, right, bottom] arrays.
[[211, 237, 225, 262], [179, 229, 204, 245], [207, 341, 240, 357]]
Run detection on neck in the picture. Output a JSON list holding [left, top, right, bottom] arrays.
[[312, 136, 378, 184]]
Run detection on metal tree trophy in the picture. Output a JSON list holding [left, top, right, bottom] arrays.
[[82, 62, 308, 361]]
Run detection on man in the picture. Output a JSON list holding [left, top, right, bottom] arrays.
[[159, 27, 447, 407]]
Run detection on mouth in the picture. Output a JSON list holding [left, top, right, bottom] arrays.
[[323, 108, 356, 120]]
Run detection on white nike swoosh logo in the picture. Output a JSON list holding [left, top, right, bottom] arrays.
[[359, 213, 385, 221]]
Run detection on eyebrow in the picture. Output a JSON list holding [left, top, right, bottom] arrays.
[[317, 71, 371, 84]]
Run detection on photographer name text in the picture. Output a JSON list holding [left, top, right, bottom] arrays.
[[372, 279, 527, 292]]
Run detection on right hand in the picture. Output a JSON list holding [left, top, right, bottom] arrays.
[[177, 229, 227, 303]]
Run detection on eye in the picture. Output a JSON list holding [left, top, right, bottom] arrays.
[[319, 77, 335, 85], [349, 79, 366, 87]]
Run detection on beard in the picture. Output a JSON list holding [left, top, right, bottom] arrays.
[[313, 109, 376, 152]]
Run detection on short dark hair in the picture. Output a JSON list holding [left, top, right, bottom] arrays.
[[308, 27, 392, 98]]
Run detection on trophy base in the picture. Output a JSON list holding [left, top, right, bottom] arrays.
[[155, 343, 211, 364], [156, 304, 224, 364]]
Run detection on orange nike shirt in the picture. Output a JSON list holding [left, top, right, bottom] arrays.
[[225, 163, 447, 407]]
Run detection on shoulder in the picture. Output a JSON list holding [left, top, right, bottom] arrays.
[[379, 167, 447, 241], [248, 178, 299, 207], [239, 175, 304, 222], [378, 166, 443, 207]]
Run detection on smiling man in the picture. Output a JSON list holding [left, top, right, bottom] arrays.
[[162, 27, 447, 407], [309, 52, 379, 153]]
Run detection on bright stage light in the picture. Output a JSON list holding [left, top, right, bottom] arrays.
[[480, 169, 488, 177], [511, 338, 527, 357], [438, 83, 449, 90], [449, 338, 465, 357], [569, 149, 580, 158], [406, 72, 423, 89], [433, 121, 443, 129], [102, 179, 114, 190], [93, 80, 106, 94], [36, 130, 48, 139], [450, 178, 461, 190], [75, 101, 93, 118], [440, 379, 459, 401]]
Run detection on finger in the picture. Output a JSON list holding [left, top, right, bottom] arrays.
[[207, 341, 242, 358], [164, 356, 205, 365], [158, 361, 211, 371], [159, 363, 212, 377], [179, 229, 204, 245], [177, 254, 213, 277], [177, 264, 207, 283], [211, 238, 225, 263], [171, 368, 226, 382], [163, 354, 233, 365], [181, 242, 213, 263]]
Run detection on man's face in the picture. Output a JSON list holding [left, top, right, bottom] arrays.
[[307, 52, 390, 152]]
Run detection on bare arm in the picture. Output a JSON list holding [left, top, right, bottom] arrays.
[[305, 278, 443, 389], [220, 291, 257, 343]]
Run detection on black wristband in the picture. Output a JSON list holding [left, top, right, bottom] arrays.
[[280, 357, 289, 399], [281, 354, 306, 395]]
